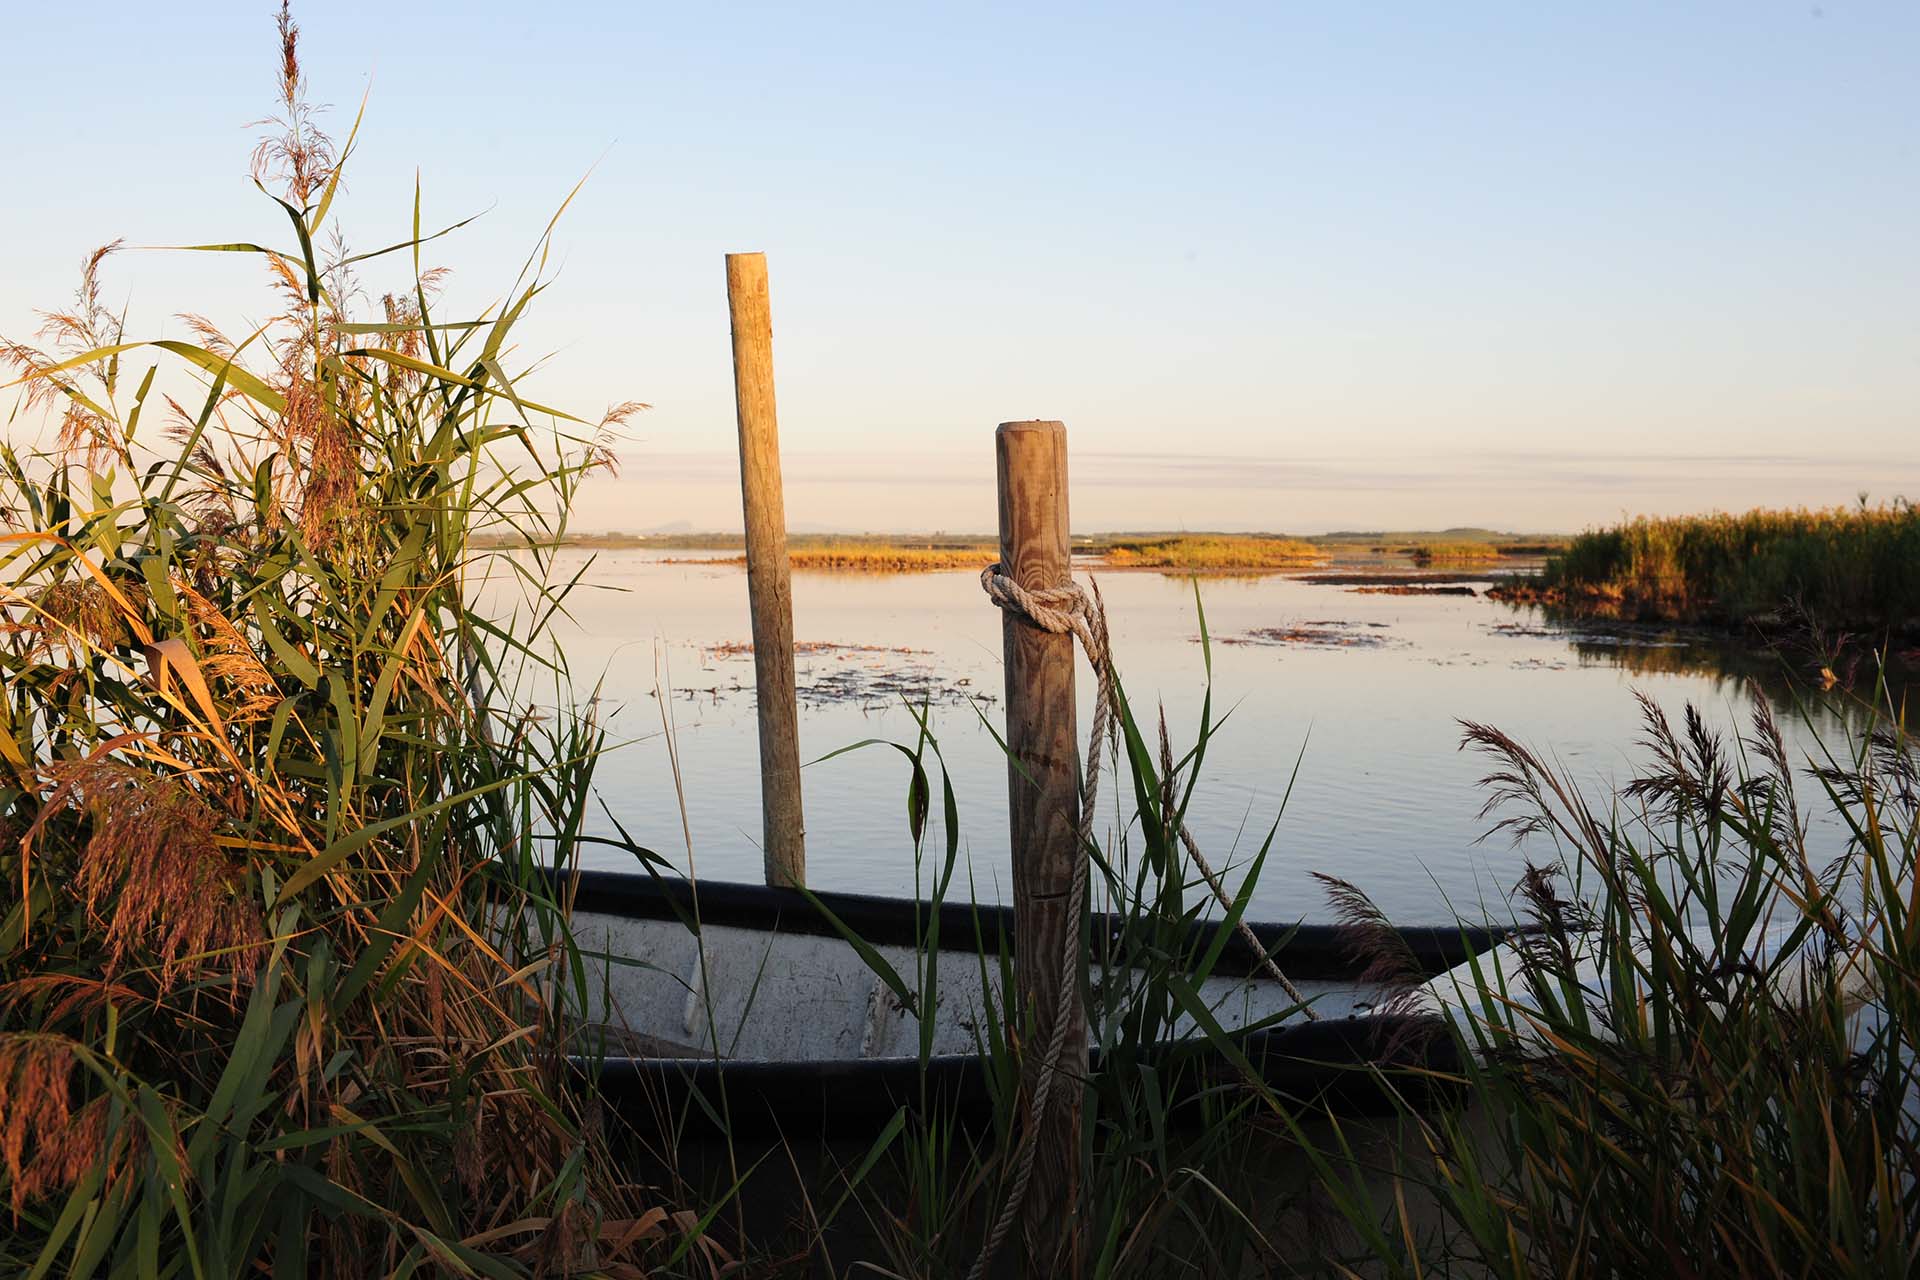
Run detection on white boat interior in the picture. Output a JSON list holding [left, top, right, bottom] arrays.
[[567, 905, 1374, 1063]]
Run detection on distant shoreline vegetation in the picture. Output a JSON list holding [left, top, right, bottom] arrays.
[[1491, 501, 1920, 635], [472, 529, 1567, 572]]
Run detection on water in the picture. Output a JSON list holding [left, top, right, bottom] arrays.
[[484, 550, 1894, 924]]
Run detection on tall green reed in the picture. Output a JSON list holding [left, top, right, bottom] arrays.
[[1304, 673, 1918, 1276], [796, 589, 1321, 1276], [0, 7, 679, 1274]]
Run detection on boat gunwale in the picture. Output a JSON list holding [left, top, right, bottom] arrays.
[[549, 868, 1513, 981]]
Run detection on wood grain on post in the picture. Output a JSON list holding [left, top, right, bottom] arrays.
[[995, 420, 1084, 1272], [725, 252, 806, 888]]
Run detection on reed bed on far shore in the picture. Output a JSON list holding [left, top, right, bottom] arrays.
[[681, 534, 1327, 573], [1499, 501, 1920, 631], [1099, 534, 1322, 570], [713, 544, 997, 571], [1398, 541, 1564, 565]]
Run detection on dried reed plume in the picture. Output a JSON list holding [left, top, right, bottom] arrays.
[[3, 579, 143, 658], [250, 1, 335, 206], [0, 1036, 132, 1217], [0, 241, 129, 469], [1311, 871, 1443, 1059], [1312, 872, 1428, 1010], [53, 760, 263, 985], [1624, 690, 1731, 822], [1458, 718, 1611, 862], [174, 576, 280, 722]]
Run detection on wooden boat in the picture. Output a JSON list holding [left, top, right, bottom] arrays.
[[559, 870, 1506, 1135]]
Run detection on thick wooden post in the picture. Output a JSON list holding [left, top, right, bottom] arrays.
[[725, 252, 806, 888], [995, 420, 1084, 1272]]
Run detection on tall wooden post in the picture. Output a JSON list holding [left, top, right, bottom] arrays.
[[725, 252, 806, 888], [995, 420, 1084, 1272]]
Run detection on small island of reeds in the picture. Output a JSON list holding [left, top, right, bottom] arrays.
[[1098, 533, 1320, 569]]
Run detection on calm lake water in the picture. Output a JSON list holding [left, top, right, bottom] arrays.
[[485, 549, 1896, 924]]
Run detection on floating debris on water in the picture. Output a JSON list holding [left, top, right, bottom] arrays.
[[703, 640, 985, 708], [793, 666, 991, 709], [704, 640, 930, 659], [1350, 584, 1478, 597], [1206, 620, 1404, 650]]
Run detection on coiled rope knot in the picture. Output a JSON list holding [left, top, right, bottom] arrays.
[[979, 563, 1103, 653]]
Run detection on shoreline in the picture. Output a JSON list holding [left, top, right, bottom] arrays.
[[481, 530, 1566, 574], [1488, 579, 1920, 645]]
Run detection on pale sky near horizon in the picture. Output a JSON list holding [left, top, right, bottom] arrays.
[[4, 3, 1917, 534]]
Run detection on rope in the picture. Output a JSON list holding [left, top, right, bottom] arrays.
[[969, 563, 1317, 1278]]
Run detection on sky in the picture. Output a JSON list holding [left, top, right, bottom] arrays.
[[3, 2, 1917, 534]]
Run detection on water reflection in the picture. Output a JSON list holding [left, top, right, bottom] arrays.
[[1489, 604, 1915, 727], [488, 551, 1903, 924]]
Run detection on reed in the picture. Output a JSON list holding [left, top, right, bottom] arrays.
[[1100, 534, 1321, 570], [789, 590, 1329, 1275], [794, 610, 1918, 1273], [0, 9, 679, 1273], [1299, 675, 1920, 1275], [759, 545, 994, 572], [1512, 501, 1920, 629], [1404, 541, 1503, 566]]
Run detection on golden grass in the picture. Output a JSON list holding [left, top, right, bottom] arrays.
[[1099, 535, 1322, 570], [688, 535, 1327, 573], [1404, 542, 1504, 565], [783, 546, 995, 571]]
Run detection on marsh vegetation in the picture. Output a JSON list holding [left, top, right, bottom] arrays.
[[3, 9, 1914, 1276], [1495, 502, 1920, 634], [0, 12, 677, 1273]]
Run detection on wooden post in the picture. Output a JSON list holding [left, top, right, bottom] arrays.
[[725, 252, 806, 888], [995, 420, 1084, 1272]]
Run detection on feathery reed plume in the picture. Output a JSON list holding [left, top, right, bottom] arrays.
[[250, 1, 335, 206], [0, 974, 142, 1026], [0, 6, 667, 1270], [1458, 719, 1611, 861], [1624, 691, 1731, 822], [587, 400, 650, 477], [1312, 872, 1425, 1005], [1310, 871, 1440, 1058], [1741, 689, 1808, 855], [0, 1036, 76, 1214], [1510, 860, 1592, 974], [1812, 720, 1920, 880], [3, 579, 143, 658], [0, 243, 128, 469], [53, 760, 263, 985], [173, 576, 280, 723], [0, 1037, 130, 1217]]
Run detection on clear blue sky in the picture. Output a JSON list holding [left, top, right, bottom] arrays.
[[4, 2, 1916, 532]]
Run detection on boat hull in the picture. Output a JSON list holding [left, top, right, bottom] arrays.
[[553, 871, 1494, 1134]]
